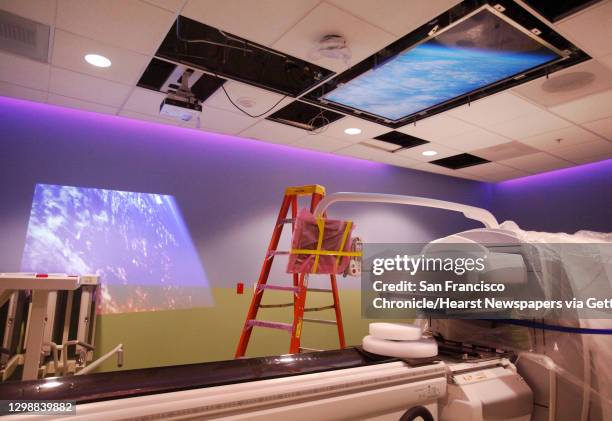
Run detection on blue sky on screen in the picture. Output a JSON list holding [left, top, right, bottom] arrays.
[[323, 23, 558, 120], [20, 184, 213, 311]]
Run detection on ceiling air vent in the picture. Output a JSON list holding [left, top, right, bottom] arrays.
[[0, 10, 50, 62]]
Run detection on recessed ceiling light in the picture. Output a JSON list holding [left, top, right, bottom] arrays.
[[422, 150, 438, 157], [344, 127, 362, 135], [84, 54, 111, 68]]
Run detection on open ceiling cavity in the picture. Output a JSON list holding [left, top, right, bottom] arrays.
[[521, 0, 603, 23], [266, 101, 344, 132], [373, 131, 430, 151], [137, 57, 225, 103], [431, 153, 490, 169], [154, 16, 333, 98]]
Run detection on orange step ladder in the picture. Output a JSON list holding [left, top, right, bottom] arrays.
[[235, 185, 346, 357]]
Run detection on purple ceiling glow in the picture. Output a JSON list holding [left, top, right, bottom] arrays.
[[498, 158, 612, 187], [0, 95, 388, 169]]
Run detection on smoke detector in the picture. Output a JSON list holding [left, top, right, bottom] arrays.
[[236, 97, 256, 108], [309, 34, 351, 65]]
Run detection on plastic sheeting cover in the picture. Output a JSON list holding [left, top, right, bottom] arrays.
[[430, 221, 612, 421], [287, 208, 354, 274]]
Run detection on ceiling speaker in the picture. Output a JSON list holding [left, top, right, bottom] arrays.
[[542, 71, 595, 93]]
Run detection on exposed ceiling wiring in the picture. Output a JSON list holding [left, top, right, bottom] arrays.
[[174, 18, 289, 118], [175, 18, 252, 53], [306, 108, 330, 134], [219, 83, 287, 118]]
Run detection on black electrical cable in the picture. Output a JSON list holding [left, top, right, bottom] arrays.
[[175, 18, 252, 52], [219, 83, 287, 118]]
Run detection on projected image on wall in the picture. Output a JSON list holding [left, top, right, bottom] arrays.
[[20, 184, 214, 313]]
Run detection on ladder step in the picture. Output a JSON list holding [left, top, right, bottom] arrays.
[[257, 284, 298, 292], [247, 320, 293, 332], [299, 347, 323, 352], [278, 218, 295, 225], [304, 304, 335, 312], [260, 302, 294, 309], [307, 288, 333, 293], [302, 318, 337, 325]]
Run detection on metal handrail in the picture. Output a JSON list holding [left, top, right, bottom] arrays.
[[314, 192, 499, 229]]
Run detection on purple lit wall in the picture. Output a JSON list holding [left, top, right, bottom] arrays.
[[0, 96, 491, 291], [492, 159, 612, 233]]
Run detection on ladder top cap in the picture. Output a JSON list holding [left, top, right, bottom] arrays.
[[285, 185, 326, 196]]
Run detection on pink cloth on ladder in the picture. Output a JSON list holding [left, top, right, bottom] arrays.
[[287, 208, 354, 274]]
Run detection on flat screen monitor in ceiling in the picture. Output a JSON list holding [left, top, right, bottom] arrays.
[[321, 5, 564, 122]]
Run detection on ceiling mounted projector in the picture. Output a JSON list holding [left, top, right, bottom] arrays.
[[159, 69, 202, 122]]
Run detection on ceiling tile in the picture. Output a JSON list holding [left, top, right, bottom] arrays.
[[361, 138, 400, 151], [448, 92, 542, 127], [458, 162, 530, 181], [123, 87, 166, 115], [335, 143, 387, 160], [519, 125, 604, 151], [471, 141, 540, 161], [0, 0, 57, 25], [239, 120, 307, 144], [582, 116, 612, 140], [204, 80, 288, 117], [322, 116, 388, 142], [47, 93, 118, 114], [181, 0, 320, 46], [56, 0, 175, 55], [480, 170, 531, 182], [512, 60, 612, 107], [292, 134, 353, 152], [377, 153, 420, 169], [335, 143, 418, 168], [499, 152, 573, 173], [0, 81, 47, 102], [548, 138, 612, 164], [549, 89, 612, 124], [141, 0, 184, 12], [51, 30, 150, 85], [556, 1, 612, 58], [600, 54, 612, 71], [488, 110, 572, 139], [329, 0, 460, 37], [119, 109, 185, 126], [49, 67, 132, 107], [435, 128, 510, 151], [413, 162, 487, 181], [198, 105, 256, 135], [396, 142, 460, 162], [272, 2, 396, 73], [0, 51, 49, 91], [396, 114, 477, 142]]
